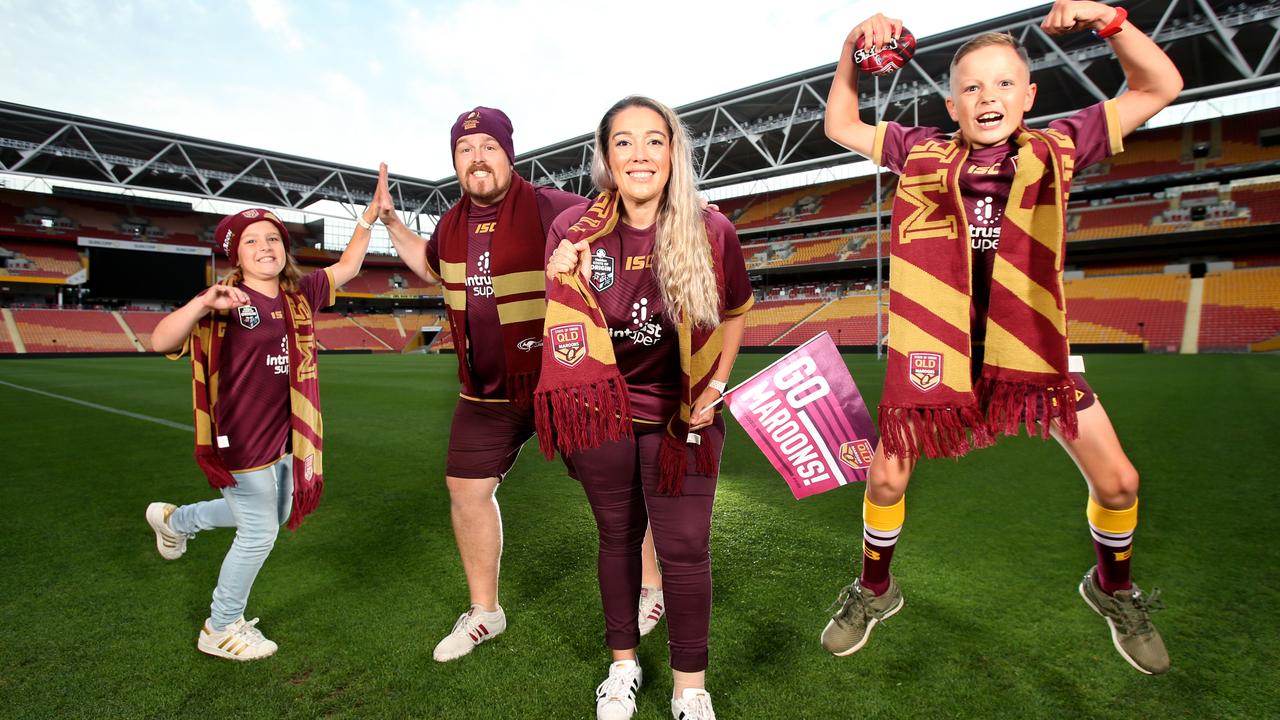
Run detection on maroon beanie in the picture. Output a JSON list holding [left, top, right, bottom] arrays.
[[450, 106, 515, 165], [215, 208, 291, 260]]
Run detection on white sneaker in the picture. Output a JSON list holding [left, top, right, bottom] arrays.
[[595, 659, 642, 720], [432, 605, 506, 662], [671, 688, 716, 720], [638, 586, 665, 637], [145, 502, 186, 560], [197, 617, 277, 661]]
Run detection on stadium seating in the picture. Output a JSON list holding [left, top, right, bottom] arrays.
[[0, 315, 14, 352], [349, 313, 406, 350], [1064, 273, 1189, 351], [120, 311, 166, 351], [1199, 266, 1280, 350], [0, 240, 82, 278], [11, 309, 137, 352], [742, 298, 826, 346], [314, 314, 394, 351], [773, 294, 880, 346]]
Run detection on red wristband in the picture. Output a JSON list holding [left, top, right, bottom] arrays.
[[1095, 6, 1127, 39]]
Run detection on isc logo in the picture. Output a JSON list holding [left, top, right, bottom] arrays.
[[625, 255, 652, 270]]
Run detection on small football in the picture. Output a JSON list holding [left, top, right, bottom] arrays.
[[853, 28, 917, 76]]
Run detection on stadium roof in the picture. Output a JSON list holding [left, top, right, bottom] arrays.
[[2, 0, 1277, 225]]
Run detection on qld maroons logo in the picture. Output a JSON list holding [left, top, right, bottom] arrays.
[[839, 439, 875, 470], [549, 323, 587, 368], [907, 351, 942, 392], [237, 305, 261, 330]]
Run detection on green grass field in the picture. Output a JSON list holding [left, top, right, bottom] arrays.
[[1, 352, 1278, 719]]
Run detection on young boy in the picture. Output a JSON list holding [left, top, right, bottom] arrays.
[[820, 1, 1182, 674]]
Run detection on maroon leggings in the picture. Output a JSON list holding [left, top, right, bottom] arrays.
[[565, 415, 724, 673]]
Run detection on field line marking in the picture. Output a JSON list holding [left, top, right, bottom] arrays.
[[0, 379, 192, 432]]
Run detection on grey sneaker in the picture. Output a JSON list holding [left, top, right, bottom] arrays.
[[821, 577, 904, 656], [1079, 566, 1169, 675]]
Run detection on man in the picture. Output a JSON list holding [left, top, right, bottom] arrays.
[[382, 107, 668, 662]]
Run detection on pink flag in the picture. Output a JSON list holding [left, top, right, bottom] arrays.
[[726, 332, 877, 499]]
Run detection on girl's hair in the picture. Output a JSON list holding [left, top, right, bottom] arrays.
[[219, 252, 304, 294], [591, 95, 720, 328]]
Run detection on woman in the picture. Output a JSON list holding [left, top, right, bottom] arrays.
[[144, 165, 390, 660], [540, 97, 753, 720]]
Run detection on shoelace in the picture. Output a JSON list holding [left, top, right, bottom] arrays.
[[232, 617, 266, 645], [596, 670, 638, 705], [1117, 587, 1164, 635], [826, 581, 889, 623], [677, 692, 715, 720], [449, 612, 479, 636]]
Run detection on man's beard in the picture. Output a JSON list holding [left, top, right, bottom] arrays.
[[463, 165, 509, 205]]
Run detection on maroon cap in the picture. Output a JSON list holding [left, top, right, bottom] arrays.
[[215, 208, 291, 260], [450, 106, 515, 165]]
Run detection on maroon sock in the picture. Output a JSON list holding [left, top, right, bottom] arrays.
[[1092, 538, 1133, 593], [860, 528, 899, 596]]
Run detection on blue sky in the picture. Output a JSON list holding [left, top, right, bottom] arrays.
[[0, 0, 1047, 180]]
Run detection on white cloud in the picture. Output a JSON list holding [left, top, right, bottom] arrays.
[[246, 0, 304, 51]]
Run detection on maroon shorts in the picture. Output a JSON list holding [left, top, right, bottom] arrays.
[[445, 396, 536, 480], [1063, 372, 1097, 413]]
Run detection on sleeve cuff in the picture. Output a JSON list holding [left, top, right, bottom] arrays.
[[1103, 99, 1124, 156]]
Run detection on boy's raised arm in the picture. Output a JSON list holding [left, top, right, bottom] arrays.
[[825, 14, 904, 159], [1042, 1, 1183, 137]]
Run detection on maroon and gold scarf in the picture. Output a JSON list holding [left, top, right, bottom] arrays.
[[435, 173, 546, 404], [534, 192, 736, 494], [184, 289, 324, 530], [879, 128, 1078, 459]]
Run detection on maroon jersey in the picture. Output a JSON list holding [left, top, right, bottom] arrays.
[[877, 101, 1120, 340], [545, 210, 753, 422], [212, 269, 332, 471], [427, 184, 584, 399]]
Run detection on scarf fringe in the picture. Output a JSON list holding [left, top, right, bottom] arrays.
[[288, 474, 323, 531], [506, 370, 538, 407], [196, 446, 237, 489], [534, 374, 634, 458], [876, 404, 991, 459], [657, 429, 719, 497], [978, 379, 1079, 441]]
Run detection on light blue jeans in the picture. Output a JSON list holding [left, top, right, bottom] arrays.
[[169, 455, 293, 630]]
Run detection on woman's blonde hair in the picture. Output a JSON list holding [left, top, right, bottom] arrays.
[[219, 252, 304, 294], [591, 96, 720, 328]]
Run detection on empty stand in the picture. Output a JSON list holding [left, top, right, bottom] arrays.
[[1199, 266, 1280, 350], [0, 241, 82, 278], [1064, 273, 1189, 351], [121, 311, 166, 352], [742, 298, 825, 346], [350, 314, 406, 350], [314, 314, 393, 351], [774, 294, 880, 346], [12, 309, 136, 352]]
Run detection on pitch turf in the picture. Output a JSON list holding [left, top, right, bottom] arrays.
[[1, 352, 1277, 719]]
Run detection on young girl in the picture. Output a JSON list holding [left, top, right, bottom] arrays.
[[145, 165, 388, 660], [542, 96, 753, 720]]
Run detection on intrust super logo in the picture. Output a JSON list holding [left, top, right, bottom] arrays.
[[549, 323, 587, 368]]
